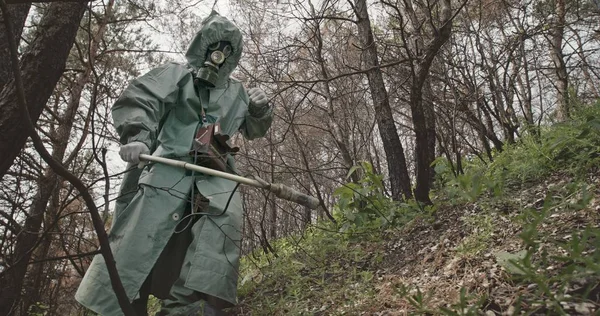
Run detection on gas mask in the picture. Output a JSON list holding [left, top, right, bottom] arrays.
[[194, 41, 232, 88]]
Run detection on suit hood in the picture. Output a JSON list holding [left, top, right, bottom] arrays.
[[185, 11, 243, 87]]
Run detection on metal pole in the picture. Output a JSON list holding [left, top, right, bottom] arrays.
[[138, 154, 321, 210]]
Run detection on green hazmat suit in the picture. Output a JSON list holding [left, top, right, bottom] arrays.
[[75, 12, 272, 315]]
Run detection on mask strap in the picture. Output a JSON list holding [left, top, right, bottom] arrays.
[[194, 83, 208, 123], [200, 103, 207, 123]]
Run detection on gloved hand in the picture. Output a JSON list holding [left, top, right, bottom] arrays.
[[119, 142, 149, 163], [248, 87, 269, 117]]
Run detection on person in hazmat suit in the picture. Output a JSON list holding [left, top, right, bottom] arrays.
[[75, 11, 272, 316]]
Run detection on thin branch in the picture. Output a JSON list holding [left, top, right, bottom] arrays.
[[276, 58, 411, 84], [302, 15, 356, 23], [28, 250, 100, 265]]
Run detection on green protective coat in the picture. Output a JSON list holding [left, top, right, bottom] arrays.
[[75, 12, 272, 315]]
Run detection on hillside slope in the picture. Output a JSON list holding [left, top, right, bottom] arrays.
[[234, 107, 600, 315]]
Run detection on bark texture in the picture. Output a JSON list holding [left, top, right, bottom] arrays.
[[0, 2, 86, 178], [549, 0, 569, 121], [409, 0, 452, 204], [0, 2, 30, 90]]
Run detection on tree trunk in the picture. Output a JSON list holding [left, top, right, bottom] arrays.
[[410, 0, 452, 204], [409, 85, 432, 204], [0, 2, 29, 90], [354, 0, 412, 201], [549, 0, 569, 121], [0, 1, 86, 178], [303, 206, 311, 229], [515, 38, 534, 127], [423, 81, 436, 189]]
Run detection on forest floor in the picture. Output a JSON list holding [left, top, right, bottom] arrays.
[[233, 170, 600, 315], [233, 108, 600, 315]]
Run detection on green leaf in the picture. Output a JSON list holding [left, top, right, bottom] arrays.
[[434, 160, 447, 175], [339, 222, 351, 232], [344, 210, 356, 222], [346, 165, 361, 180], [495, 250, 528, 275], [333, 183, 358, 197], [360, 161, 374, 174], [585, 118, 600, 132], [576, 128, 590, 139]]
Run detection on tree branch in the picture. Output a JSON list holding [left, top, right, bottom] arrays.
[[29, 250, 100, 265]]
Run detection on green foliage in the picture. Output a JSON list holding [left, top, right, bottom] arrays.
[[333, 161, 425, 234], [435, 103, 600, 202], [434, 157, 504, 203], [333, 162, 393, 228], [147, 295, 162, 315], [495, 250, 528, 275], [393, 284, 486, 315], [237, 225, 382, 315], [436, 289, 488, 316], [456, 214, 494, 257], [393, 285, 435, 315], [490, 104, 600, 183], [28, 302, 49, 316], [387, 179, 598, 315], [496, 183, 600, 315], [237, 103, 600, 315]]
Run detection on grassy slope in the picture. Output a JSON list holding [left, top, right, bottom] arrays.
[[234, 106, 600, 315]]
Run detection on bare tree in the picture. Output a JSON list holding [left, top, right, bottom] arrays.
[[353, 0, 412, 201]]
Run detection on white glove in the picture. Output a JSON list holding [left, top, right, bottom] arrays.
[[248, 87, 269, 117], [119, 142, 149, 163]]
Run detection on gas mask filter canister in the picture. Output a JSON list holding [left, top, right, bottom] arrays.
[[195, 41, 232, 88]]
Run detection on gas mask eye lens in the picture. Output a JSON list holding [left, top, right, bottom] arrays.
[[210, 51, 226, 64], [222, 45, 232, 58], [208, 42, 221, 51]]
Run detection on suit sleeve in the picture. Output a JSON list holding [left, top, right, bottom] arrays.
[[112, 64, 186, 150]]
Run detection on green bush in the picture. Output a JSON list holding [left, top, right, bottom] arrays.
[[435, 159, 504, 203], [333, 162, 394, 228], [435, 103, 600, 201], [332, 161, 426, 234], [489, 103, 600, 183]]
